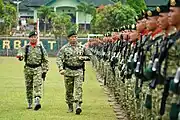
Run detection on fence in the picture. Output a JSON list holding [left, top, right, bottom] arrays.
[[0, 37, 88, 57]]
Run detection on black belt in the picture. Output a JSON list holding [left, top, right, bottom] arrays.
[[64, 63, 83, 70], [25, 63, 42, 68]]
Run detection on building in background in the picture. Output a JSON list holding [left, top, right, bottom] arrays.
[[16, 0, 113, 30]]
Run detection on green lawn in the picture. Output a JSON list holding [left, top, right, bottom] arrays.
[[0, 57, 116, 120]]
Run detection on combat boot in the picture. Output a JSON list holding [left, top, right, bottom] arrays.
[[34, 97, 41, 111], [27, 100, 32, 109], [75, 102, 82, 115], [67, 104, 73, 113]]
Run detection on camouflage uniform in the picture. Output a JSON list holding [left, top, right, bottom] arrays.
[[56, 42, 91, 105], [17, 42, 49, 107]]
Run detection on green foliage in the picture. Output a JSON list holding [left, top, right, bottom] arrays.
[[51, 13, 77, 38], [0, 0, 4, 18], [91, 2, 137, 33], [111, 0, 146, 14], [77, 1, 96, 31], [38, 6, 54, 20], [38, 6, 54, 36], [126, 0, 146, 15], [0, 1, 16, 34]]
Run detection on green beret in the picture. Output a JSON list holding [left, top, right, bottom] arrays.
[[147, 8, 159, 17], [67, 30, 77, 38], [113, 28, 119, 32], [29, 31, 37, 38], [156, 3, 170, 13], [170, 0, 180, 7]]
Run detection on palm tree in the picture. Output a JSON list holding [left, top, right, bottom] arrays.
[[0, 0, 4, 18], [2, 2, 16, 34], [76, 1, 95, 31], [38, 6, 53, 36]]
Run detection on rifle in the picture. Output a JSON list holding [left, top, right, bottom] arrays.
[[144, 42, 160, 110], [110, 39, 119, 80], [134, 34, 143, 98], [120, 39, 128, 79], [149, 42, 160, 89]]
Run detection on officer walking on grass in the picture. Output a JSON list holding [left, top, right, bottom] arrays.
[[56, 30, 91, 115], [16, 31, 49, 111]]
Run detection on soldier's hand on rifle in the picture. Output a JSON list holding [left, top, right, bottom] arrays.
[[59, 69, 65, 75], [42, 72, 47, 81]]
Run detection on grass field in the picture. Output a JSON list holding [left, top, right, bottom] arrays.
[[0, 57, 116, 120]]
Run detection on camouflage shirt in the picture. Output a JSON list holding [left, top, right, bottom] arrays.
[[56, 42, 91, 76], [166, 31, 180, 76], [17, 42, 49, 72]]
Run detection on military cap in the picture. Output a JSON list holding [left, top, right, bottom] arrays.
[[147, 8, 159, 17], [135, 9, 148, 22], [67, 30, 77, 38], [156, 3, 170, 13], [170, 0, 180, 7], [113, 28, 119, 32], [29, 31, 37, 38], [119, 26, 125, 31]]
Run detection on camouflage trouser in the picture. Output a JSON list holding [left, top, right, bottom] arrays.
[[152, 85, 164, 120], [127, 77, 136, 120], [142, 82, 152, 120], [64, 72, 83, 104], [24, 66, 43, 104], [100, 60, 104, 78], [114, 66, 121, 102], [106, 63, 114, 91], [104, 61, 109, 86], [162, 92, 173, 120]]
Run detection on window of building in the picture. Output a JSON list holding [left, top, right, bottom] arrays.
[[68, 10, 71, 12]]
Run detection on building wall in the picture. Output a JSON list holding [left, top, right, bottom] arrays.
[[78, 12, 92, 24], [48, 0, 92, 24], [20, 11, 34, 18]]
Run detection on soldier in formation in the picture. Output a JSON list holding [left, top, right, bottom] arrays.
[[89, 0, 180, 119]]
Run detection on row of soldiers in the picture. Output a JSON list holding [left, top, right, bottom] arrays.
[[88, 0, 180, 120]]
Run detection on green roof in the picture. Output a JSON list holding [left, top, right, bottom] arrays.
[[84, 0, 114, 6], [13, 0, 113, 10], [145, 0, 169, 7], [25, 0, 49, 7], [45, 0, 113, 6]]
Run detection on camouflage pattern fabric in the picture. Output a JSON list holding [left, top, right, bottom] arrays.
[[17, 42, 49, 103], [56, 42, 91, 104]]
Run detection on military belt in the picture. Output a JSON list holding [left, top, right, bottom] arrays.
[[25, 63, 42, 68], [64, 63, 83, 70]]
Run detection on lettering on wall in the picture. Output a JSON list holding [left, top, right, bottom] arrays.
[[14, 40, 21, 49], [1, 39, 58, 50], [48, 41, 56, 50], [3, 40, 10, 49]]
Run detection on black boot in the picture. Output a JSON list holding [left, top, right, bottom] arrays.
[[34, 97, 41, 111], [75, 102, 82, 115], [27, 100, 32, 109], [67, 104, 73, 113]]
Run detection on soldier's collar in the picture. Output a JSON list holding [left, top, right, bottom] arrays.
[[151, 28, 163, 40]]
